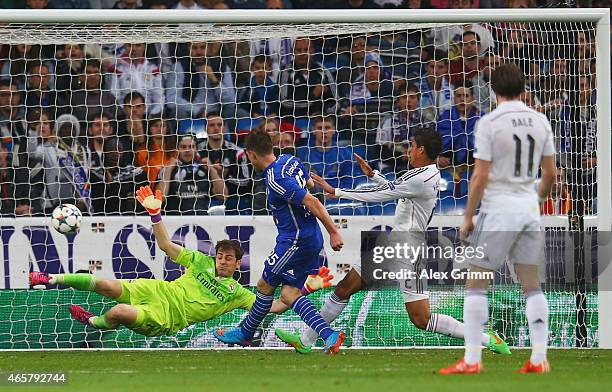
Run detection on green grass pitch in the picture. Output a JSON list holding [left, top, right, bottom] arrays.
[[0, 349, 610, 392]]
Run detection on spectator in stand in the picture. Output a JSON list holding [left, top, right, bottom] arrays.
[[0, 79, 26, 154], [249, 0, 293, 81], [119, 92, 146, 159], [55, 44, 87, 98], [427, 0, 495, 60], [166, 41, 237, 122], [26, 0, 50, 8], [134, 117, 177, 186], [557, 74, 597, 214], [237, 55, 280, 118], [225, 0, 266, 8], [174, 0, 203, 9], [255, 117, 296, 156], [69, 59, 122, 123], [278, 37, 337, 118], [25, 61, 66, 115], [0, 142, 32, 217], [376, 84, 435, 173], [87, 112, 116, 179], [541, 167, 571, 215], [198, 112, 252, 214], [343, 53, 394, 116], [533, 57, 568, 117], [157, 134, 227, 215], [418, 51, 453, 121], [297, 116, 356, 192], [90, 137, 148, 215], [1, 45, 46, 91], [108, 42, 164, 115], [336, 35, 369, 101], [449, 31, 492, 112], [27, 113, 92, 214], [49, 0, 92, 8], [112, 0, 138, 8], [436, 79, 481, 174]]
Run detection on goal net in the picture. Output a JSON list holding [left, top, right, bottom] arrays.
[[0, 10, 608, 349]]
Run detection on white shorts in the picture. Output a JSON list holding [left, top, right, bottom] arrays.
[[468, 212, 544, 271]]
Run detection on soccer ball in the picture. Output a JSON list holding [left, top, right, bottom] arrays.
[[51, 204, 83, 234]]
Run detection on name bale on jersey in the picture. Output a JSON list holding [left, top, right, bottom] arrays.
[[511, 118, 534, 128]]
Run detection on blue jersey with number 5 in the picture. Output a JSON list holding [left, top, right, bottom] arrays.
[[264, 154, 320, 242]]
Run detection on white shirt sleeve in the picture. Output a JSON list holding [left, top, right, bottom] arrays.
[[542, 118, 556, 157], [473, 117, 492, 161], [335, 170, 424, 203], [370, 170, 388, 185]]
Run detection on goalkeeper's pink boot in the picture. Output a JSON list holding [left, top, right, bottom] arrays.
[[69, 305, 93, 326], [29, 272, 50, 286]]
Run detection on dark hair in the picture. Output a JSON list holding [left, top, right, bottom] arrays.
[[413, 128, 442, 160], [462, 31, 481, 45], [87, 111, 110, 124], [205, 111, 222, 119], [490, 63, 525, 98], [245, 128, 273, 155], [400, 84, 420, 96], [251, 55, 271, 67], [215, 239, 244, 261], [80, 58, 102, 73], [123, 91, 145, 105], [427, 50, 449, 64], [26, 107, 53, 123], [27, 60, 48, 74], [453, 79, 474, 92], [0, 79, 12, 89]]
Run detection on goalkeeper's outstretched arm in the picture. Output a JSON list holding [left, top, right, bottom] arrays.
[[136, 185, 183, 262]]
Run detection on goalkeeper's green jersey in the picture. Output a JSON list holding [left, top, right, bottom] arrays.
[[158, 247, 255, 331]]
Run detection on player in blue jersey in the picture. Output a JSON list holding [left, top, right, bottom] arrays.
[[213, 128, 346, 354]]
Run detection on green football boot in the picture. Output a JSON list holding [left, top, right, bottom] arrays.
[[275, 328, 312, 354], [486, 331, 511, 355]]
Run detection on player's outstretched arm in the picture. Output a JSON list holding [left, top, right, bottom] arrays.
[[302, 192, 343, 251], [537, 156, 557, 204], [269, 266, 334, 314], [312, 172, 413, 203], [461, 158, 490, 240], [136, 185, 182, 261]]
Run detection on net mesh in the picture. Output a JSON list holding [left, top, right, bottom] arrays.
[[0, 19, 601, 348]]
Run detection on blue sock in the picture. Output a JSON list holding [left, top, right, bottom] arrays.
[[291, 296, 334, 341], [240, 291, 273, 340]]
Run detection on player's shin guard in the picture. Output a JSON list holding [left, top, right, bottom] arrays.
[[301, 293, 348, 347], [240, 291, 274, 340], [51, 274, 97, 291], [291, 296, 334, 341], [526, 289, 549, 365], [463, 290, 488, 365]]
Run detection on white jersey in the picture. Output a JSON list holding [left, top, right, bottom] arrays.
[[474, 101, 555, 213], [335, 164, 440, 232]]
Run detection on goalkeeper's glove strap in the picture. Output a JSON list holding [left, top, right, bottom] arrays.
[[151, 214, 162, 224]]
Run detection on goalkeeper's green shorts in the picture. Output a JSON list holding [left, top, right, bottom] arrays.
[[117, 279, 185, 337]]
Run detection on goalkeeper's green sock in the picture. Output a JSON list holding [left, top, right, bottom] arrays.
[[51, 273, 97, 291], [90, 314, 115, 330]]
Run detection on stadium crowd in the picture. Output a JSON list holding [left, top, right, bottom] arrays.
[[0, 0, 605, 217]]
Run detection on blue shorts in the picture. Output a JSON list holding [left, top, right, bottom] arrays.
[[262, 235, 323, 288]]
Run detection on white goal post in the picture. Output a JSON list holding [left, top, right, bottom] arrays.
[[0, 8, 609, 349]]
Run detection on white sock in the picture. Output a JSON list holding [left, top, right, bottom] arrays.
[[49, 274, 58, 285], [526, 289, 548, 364], [301, 293, 348, 347], [463, 290, 488, 364], [427, 313, 490, 346]]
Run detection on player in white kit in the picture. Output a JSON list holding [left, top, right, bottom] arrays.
[[440, 64, 556, 375], [275, 128, 509, 355]]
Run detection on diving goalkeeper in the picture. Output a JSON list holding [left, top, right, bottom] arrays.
[[29, 186, 332, 337]]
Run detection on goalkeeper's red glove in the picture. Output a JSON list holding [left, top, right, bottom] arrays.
[[301, 266, 334, 295], [136, 185, 163, 224]]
